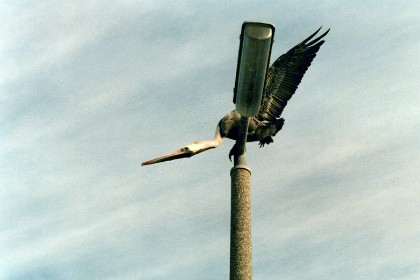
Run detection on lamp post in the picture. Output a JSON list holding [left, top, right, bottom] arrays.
[[230, 22, 274, 280]]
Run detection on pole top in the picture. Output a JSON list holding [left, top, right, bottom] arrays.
[[230, 165, 251, 176]]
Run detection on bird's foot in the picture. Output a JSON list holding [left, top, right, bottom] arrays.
[[228, 144, 239, 162], [259, 136, 274, 148]]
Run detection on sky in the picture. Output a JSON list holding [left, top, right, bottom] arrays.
[[1, 0, 419, 279]]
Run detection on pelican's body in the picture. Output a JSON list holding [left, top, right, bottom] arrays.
[[142, 27, 329, 166], [218, 110, 284, 146]]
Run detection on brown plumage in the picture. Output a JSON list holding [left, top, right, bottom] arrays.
[[142, 27, 329, 166], [257, 26, 330, 122]]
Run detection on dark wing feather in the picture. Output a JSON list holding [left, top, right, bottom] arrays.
[[256, 27, 330, 121]]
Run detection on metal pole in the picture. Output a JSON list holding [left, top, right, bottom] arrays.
[[230, 21, 274, 280], [230, 116, 252, 280]]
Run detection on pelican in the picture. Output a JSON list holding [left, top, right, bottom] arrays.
[[142, 27, 329, 166]]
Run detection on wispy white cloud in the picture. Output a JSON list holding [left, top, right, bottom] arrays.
[[1, 0, 419, 279]]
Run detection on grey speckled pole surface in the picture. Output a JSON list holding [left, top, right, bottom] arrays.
[[230, 117, 252, 280], [230, 166, 252, 280], [230, 116, 252, 280]]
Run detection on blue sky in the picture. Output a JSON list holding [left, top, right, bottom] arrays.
[[1, 1, 419, 279]]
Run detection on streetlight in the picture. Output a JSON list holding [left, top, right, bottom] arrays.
[[230, 22, 275, 280]]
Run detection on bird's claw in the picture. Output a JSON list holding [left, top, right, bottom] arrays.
[[259, 136, 274, 148], [229, 149, 234, 162], [228, 144, 239, 162]]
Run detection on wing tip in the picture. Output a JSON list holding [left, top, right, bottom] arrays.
[[300, 26, 330, 46]]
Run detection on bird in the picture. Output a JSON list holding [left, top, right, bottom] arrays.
[[142, 27, 329, 166]]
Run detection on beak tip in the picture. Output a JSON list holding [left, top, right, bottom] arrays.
[[141, 147, 192, 167]]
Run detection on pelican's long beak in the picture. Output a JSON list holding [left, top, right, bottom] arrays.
[[141, 147, 193, 166]]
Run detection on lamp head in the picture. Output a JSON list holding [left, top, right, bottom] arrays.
[[233, 21, 275, 117]]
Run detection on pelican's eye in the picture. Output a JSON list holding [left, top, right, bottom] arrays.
[[180, 147, 189, 152]]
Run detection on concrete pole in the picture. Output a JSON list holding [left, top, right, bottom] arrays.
[[230, 116, 252, 280]]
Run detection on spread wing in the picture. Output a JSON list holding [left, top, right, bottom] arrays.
[[256, 27, 330, 121]]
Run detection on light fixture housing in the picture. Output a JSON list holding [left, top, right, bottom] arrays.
[[233, 22, 275, 117]]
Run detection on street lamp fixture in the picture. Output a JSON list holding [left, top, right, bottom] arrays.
[[234, 22, 275, 117]]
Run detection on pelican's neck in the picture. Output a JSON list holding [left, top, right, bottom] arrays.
[[210, 124, 224, 147], [187, 125, 224, 153]]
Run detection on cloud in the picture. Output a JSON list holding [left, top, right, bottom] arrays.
[[1, 1, 419, 279]]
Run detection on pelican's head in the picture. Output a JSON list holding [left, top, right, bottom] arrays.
[[141, 142, 215, 166]]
